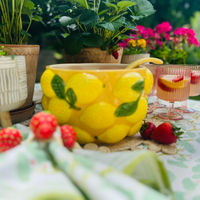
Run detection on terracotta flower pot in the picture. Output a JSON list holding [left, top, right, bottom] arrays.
[[63, 47, 123, 63], [2, 45, 40, 109], [121, 54, 150, 64]]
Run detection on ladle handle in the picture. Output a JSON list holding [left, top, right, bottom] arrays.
[[0, 111, 12, 128], [126, 57, 163, 69]]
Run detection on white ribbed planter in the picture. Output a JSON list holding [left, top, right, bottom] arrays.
[[121, 54, 150, 64], [0, 56, 27, 112]]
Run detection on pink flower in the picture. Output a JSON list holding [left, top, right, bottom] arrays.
[[174, 27, 187, 36], [136, 25, 145, 35], [118, 42, 127, 49], [174, 37, 180, 44], [143, 28, 155, 39], [129, 33, 138, 40], [165, 33, 171, 41], [156, 40, 163, 48], [155, 22, 172, 34], [154, 33, 161, 40], [186, 28, 196, 38], [188, 37, 200, 47]]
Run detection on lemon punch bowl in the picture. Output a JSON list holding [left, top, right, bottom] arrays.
[[40, 63, 154, 144]]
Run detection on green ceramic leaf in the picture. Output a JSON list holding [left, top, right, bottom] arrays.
[[79, 10, 100, 25], [51, 75, 65, 99], [167, 160, 188, 168], [64, 35, 84, 55], [115, 98, 140, 117], [66, 88, 77, 105], [182, 178, 197, 191], [17, 153, 31, 181], [132, 80, 144, 93], [83, 34, 103, 47], [117, 1, 136, 9]]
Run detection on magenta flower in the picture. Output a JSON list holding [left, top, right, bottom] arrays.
[[188, 37, 200, 47], [165, 33, 171, 41], [154, 33, 161, 40], [174, 27, 187, 36], [155, 22, 172, 34], [143, 28, 155, 39], [156, 40, 163, 48], [136, 25, 145, 35], [186, 29, 196, 38]]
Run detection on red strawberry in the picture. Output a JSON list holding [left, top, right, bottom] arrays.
[[60, 125, 77, 149], [30, 112, 59, 140], [112, 50, 119, 59], [0, 128, 22, 152], [172, 76, 183, 82], [157, 78, 173, 92], [151, 122, 183, 144], [140, 122, 156, 139], [191, 71, 200, 84]]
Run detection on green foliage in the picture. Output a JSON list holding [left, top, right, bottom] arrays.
[[51, 0, 155, 55], [0, 0, 44, 44]]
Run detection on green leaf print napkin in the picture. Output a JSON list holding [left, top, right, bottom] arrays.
[[0, 123, 173, 200]]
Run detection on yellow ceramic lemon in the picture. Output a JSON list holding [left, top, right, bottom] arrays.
[[126, 97, 148, 124], [128, 120, 143, 136], [65, 73, 103, 104], [97, 124, 130, 143], [113, 72, 144, 102], [48, 97, 72, 125], [40, 69, 56, 98], [144, 68, 154, 95], [80, 102, 117, 129], [40, 63, 153, 144], [41, 94, 50, 110], [73, 126, 95, 144]]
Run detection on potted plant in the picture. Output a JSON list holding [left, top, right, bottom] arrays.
[[119, 25, 150, 64], [0, 0, 44, 121], [51, 0, 155, 63]]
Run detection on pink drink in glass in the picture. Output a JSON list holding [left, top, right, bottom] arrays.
[[157, 65, 191, 120]]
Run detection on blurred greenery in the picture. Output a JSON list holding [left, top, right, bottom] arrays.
[[27, 0, 200, 64]]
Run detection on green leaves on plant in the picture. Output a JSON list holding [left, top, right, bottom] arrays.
[[51, 75, 81, 110], [83, 34, 103, 47], [32, 16, 45, 26], [64, 0, 89, 9], [20, 30, 32, 37], [79, 10, 100, 25], [111, 17, 125, 31], [104, 2, 118, 11], [125, 20, 137, 29], [59, 15, 80, 26], [64, 35, 84, 55], [117, 1, 136, 9], [132, 0, 156, 18], [115, 97, 140, 117], [98, 9, 109, 16], [23, 0, 35, 10], [0, 23, 7, 27], [132, 80, 144, 93], [51, 75, 66, 99]]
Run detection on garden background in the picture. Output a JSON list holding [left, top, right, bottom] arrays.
[[27, 0, 200, 83]]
